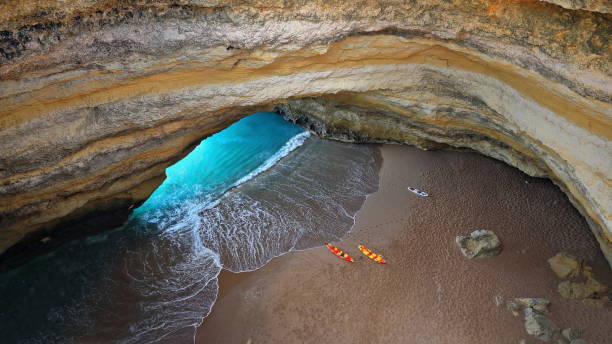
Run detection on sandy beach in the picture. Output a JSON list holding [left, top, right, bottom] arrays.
[[197, 144, 611, 344]]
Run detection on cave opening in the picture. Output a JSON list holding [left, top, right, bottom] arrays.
[[0, 110, 381, 343], [131, 111, 308, 225]]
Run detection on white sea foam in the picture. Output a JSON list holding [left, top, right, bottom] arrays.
[[138, 131, 310, 229], [231, 131, 311, 189]]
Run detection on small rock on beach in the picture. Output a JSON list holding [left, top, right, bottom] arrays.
[[561, 328, 582, 341], [558, 277, 608, 300], [523, 307, 559, 342], [506, 297, 551, 317], [455, 229, 502, 259], [548, 252, 582, 279]]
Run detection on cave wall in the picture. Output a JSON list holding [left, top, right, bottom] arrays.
[[0, 1, 610, 266]]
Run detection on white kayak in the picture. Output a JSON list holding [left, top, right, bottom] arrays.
[[407, 186, 428, 197]]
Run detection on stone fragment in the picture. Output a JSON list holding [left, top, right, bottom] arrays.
[[523, 307, 559, 342], [506, 298, 550, 316], [570, 340, 587, 344], [559, 277, 608, 299], [584, 277, 608, 295], [455, 230, 502, 259], [548, 252, 581, 279], [558, 277, 608, 300], [580, 264, 593, 278], [519, 340, 527, 344], [558, 281, 585, 299], [507, 300, 521, 316], [561, 328, 582, 341], [494, 295, 504, 306], [515, 298, 551, 314], [582, 297, 608, 308]]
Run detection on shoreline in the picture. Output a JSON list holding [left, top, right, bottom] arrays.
[[197, 144, 611, 343]]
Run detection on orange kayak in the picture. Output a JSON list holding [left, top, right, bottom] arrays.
[[358, 244, 386, 264], [324, 243, 354, 262]]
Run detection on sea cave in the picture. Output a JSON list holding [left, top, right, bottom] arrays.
[[0, 1, 610, 343]]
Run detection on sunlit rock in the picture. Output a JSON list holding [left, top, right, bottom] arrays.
[[548, 252, 583, 279], [558, 277, 609, 300], [523, 307, 559, 342], [455, 229, 502, 259]]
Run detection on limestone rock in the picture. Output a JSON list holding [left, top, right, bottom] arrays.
[[507, 298, 551, 317], [558, 281, 587, 299], [515, 298, 551, 314], [540, 0, 611, 13], [561, 328, 582, 341], [548, 252, 582, 279], [585, 276, 609, 295], [455, 230, 502, 259], [523, 307, 559, 342], [582, 296, 609, 308], [580, 264, 593, 279], [558, 277, 609, 300], [570, 340, 588, 344], [507, 300, 522, 317]]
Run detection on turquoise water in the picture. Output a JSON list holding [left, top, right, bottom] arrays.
[[0, 112, 379, 343], [134, 112, 306, 220]]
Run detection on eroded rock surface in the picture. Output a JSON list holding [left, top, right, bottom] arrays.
[[456, 229, 503, 259], [0, 1, 610, 267], [562, 328, 583, 341], [540, 0, 611, 13], [524, 307, 559, 342], [511, 298, 551, 315], [548, 252, 584, 279], [558, 277, 609, 300]]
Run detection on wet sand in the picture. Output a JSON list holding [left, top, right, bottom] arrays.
[[197, 144, 611, 344]]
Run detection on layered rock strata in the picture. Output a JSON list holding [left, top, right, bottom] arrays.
[[540, 0, 611, 13], [0, 1, 610, 266]]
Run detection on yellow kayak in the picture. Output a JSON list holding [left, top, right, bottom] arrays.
[[358, 244, 386, 264]]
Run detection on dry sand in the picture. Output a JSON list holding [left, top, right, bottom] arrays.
[[197, 144, 611, 344]]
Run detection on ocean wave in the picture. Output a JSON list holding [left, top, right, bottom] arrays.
[[135, 131, 311, 228], [231, 131, 311, 189]]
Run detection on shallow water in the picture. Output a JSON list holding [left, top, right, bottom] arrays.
[[0, 113, 379, 343]]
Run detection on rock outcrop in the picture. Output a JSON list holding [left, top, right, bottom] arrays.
[[547, 252, 611, 307], [0, 1, 610, 267], [523, 307, 559, 342], [507, 298, 551, 315], [548, 252, 585, 279], [558, 278, 609, 300], [562, 328, 582, 341], [456, 229, 503, 259], [540, 0, 610, 13]]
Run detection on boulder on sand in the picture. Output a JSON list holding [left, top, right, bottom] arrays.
[[558, 277, 609, 300], [561, 328, 582, 341], [548, 252, 582, 279], [515, 298, 551, 314], [455, 230, 502, 259], [506, 297, 551, 316], [523, 307, 559, 342]]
